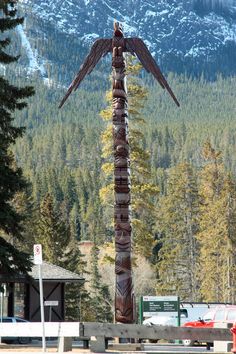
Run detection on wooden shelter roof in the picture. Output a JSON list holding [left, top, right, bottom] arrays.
[[0, 261, 85, 284], [30, 261, 84, 283]]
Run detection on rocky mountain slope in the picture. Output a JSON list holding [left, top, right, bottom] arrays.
[[16, 0, 236, 81]]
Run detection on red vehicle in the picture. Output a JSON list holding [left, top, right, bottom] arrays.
[[182, 305, 236, 346]]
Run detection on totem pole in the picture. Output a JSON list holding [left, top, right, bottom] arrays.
[[59, 22, 179, 324]]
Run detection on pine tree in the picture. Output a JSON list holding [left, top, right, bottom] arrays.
[[69, 203, 80, 240], [11, 189, 36, 253], [0, 0, 34, 277], [36, 193, 93, 320], [35, 193, 70, 265], [62, 241, 91, 321], [89, 241, 113, 322], [197, 142, 236, 302], [0, 237, 32, 276], [156, 162, 200, 300]]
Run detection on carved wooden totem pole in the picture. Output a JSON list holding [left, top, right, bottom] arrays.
[[112, 24, 133, 323], [59, 22, 179, 324]]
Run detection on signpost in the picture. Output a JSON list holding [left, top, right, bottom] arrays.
[[44, 301, 59, 322], [33, 244, 46, 352], [0, 285, 7, 344], [140, 295, 180, 325]]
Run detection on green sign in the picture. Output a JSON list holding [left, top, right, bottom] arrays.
[[143, 300, 178, 313], [139, 295, 180, 324]]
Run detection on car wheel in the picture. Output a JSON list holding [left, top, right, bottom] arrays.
[[18, 337, 31, 344], [182, 339, 194, 346]]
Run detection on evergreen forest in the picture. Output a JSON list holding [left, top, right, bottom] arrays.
[[1, 2, 236, 320], [12, 71, 236, 310]]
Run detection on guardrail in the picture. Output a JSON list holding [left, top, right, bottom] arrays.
[[0, 322, 233, 352]]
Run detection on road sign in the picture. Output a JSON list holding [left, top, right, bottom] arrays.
[[44, 301, 59, 307], [33, 244, 45, 352], [33, 244, 42, 265]]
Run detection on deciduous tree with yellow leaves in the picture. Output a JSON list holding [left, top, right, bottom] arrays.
[[197, 141, 236, 303]]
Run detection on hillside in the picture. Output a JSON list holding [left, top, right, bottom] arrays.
[[15, 0, 236, 82]]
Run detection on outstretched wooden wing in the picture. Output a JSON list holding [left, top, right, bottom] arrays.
[[59, 39, 112, 108], [125, 38, 180, 107]]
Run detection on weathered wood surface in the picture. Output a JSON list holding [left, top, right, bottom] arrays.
[[0, 322, 232, 343], [83, 323, 232, 341], [112, 23, 133, 324]]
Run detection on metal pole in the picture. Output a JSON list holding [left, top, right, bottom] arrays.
[[177, 296, 180, 326], [38, 264, 46, 352], [49, 306, 52, 322], [0, 293, 2, 321], [139, 296, 143, 324]]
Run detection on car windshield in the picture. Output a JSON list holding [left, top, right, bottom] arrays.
[[202, 311, 214, 322]]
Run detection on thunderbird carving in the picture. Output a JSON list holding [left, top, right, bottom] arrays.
[[59, 23, 179, 108]]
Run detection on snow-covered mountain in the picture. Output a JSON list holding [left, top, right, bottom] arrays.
[[17, 0, 236, 80]]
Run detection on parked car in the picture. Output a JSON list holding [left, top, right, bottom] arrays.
[[182, 305, 236, 346], [0, 317, 31, 344]]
